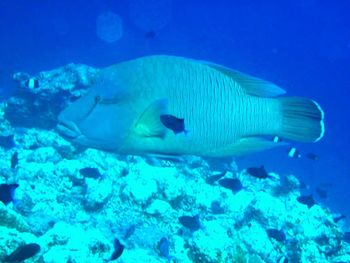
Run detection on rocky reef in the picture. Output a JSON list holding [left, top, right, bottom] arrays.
[[0, 64, 349, 262]]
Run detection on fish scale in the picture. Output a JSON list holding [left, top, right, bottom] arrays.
[[216, 72, 231, 146], [156, 58, 277, 153], [57, 55, 325, 157], [173, 62, 208, 149], [224, 79, 233, 143], [145, 56, 310, 154], [200, 67, 214, 146], [223, 78, 244, 141], [213, 71, 222, 147], [194, 67, 224, 149]]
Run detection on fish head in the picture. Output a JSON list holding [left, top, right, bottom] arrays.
[[57, 70, 136, 151]]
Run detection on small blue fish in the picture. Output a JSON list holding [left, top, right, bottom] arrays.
[[24, 78, 39, 89], [266, 229, 286, 242], [79, 167, 102, 179], [123, 224, 136, 240], [4, 243, 40, 262], [247, 166, 268, 179], [110, 238, 124, 261], [144, 30, 157, 39], [297, 194, 315, 209], [0, 183, 18, 205], [158, 237, 173, 261], [160, 114, 188, 135], [218, 178, 242, 193], [178, 214, 201, 231], [11, 152, 18, 169], [333, 214, 346, 223], [210, 201, 224, 214], [287, 147, 301, 159], [306, 153, 319, 161]]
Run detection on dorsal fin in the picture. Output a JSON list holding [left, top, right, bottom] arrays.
[[202, 62, 286, 97]]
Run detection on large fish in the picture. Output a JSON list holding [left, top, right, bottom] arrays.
[[57, 55, 325, 157]]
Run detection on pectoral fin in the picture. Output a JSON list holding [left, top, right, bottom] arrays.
[[205, 137, 288, 157], [133, 99, 168, 138]]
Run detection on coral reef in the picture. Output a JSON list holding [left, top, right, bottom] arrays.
[[5, 64, 98, 129], [0, 64, 349, 262]]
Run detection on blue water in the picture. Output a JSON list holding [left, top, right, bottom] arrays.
[[0, 0, 349, 217]]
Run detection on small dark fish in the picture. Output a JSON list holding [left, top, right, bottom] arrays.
[[333, 214, 346, 223], [273, 136, 283, 143], [315, 187, 327, 199], [246, 166, 268, 179], [158, 237, 173, 260], [160, 114, 187, 135], [11, 152, 18, 169], [287, 147, 301, 159], [297, 194, 315, 209], [0, 183, 19, 205], [306, 153, 319, 161], [144, 30, 157, 39], [218, 178, 242, 193], [277, 256, 288, 263], [24, 78, 39, 89], [205, 171, 226, 185], [319, 182, 333, 189], [79, 167, 101, 179], [266, 228, 286, 242], [343, 232, 350, 243], [324, 245, 340, 257], [123, 224, 136, 240], [4, 243, 40, 262], [299, 180, 307, 189], [315, 234, 329, 246], [120, 168, 129, 177], [110, 238, 124, 261], [69, 94, 82, 103], [210, 201, 224, 214], [179, 214, 201, 231], [0, 135, 15, 149]]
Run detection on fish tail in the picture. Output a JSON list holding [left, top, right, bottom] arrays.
[[278, 97, 325, 142]]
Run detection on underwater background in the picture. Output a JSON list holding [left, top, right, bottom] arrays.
[[0, 0, 350, 262]]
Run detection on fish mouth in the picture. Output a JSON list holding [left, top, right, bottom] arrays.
[[56, 120, 82, 139]]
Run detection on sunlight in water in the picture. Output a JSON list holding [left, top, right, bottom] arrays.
[[96, 11, 123, 43]]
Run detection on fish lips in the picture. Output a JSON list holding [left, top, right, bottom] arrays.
[[56, 120, 82, 139], [57, 119, 121, 151]]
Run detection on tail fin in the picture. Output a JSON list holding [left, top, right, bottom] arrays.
[[278, 97, 325, 142]]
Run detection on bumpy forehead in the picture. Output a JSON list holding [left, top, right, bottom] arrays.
[[92, 68, 130, 103]]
